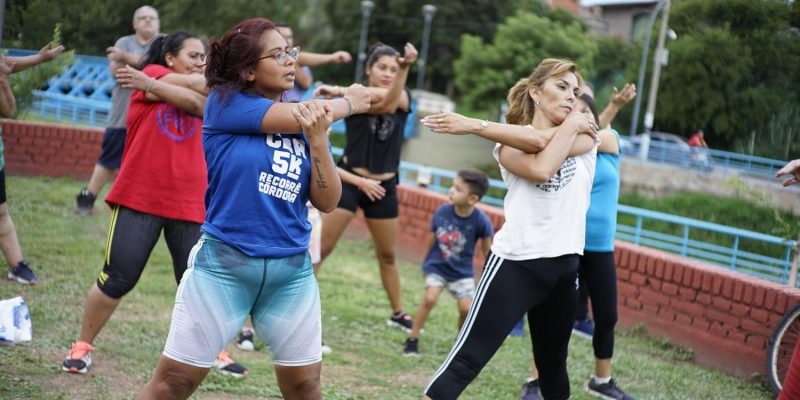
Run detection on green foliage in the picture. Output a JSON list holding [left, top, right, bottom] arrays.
[[639, 0, 800, 157], [310, 0, 542, 93], [9, 24, 74, 116], [734, 105, 800, 160], [453, 10, 598, 112]]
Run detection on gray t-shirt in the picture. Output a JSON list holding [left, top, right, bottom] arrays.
[[107, 34, 160, 128]]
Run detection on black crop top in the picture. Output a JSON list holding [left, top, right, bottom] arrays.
[[342, 89, 411, 174]]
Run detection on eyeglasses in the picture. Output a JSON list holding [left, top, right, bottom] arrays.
[[258, 46, 300, 66]]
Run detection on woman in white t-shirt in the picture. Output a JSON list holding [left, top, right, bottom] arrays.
[[421, 58, 598, 400]]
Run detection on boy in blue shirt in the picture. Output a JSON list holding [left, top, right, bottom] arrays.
[[404, 169, 494, 355]]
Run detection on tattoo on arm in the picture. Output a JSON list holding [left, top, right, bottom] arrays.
[[313, 157, 328, 189]]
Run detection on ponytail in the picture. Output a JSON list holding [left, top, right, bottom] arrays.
[[505, 78, 535, 126]]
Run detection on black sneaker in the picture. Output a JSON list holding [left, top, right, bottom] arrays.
[[403, 337, 419, 356], [386, 312, 413, 332], [75, 188, 96, 216], [8, 261, 38, 285], [586, 377, 635, 400], [519, 378, 542, 400], [213, 351, 248, 378], [236, 329, 254, 351]]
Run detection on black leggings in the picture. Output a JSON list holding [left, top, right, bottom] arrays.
[[575, 251, 619, 359], [96, 205, 201, 299], [425, 252, 579, 400]]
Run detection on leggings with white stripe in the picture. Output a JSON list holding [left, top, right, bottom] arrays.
[[424, 252, 579, 400]]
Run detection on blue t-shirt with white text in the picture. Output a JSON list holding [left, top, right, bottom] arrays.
[[202, 88, 314, 257], [422, 204, 494, 281]]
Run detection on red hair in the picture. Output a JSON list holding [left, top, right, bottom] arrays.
[[206, 18, 277, 92]]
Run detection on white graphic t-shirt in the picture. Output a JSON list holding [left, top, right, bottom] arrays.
[[491, 141, 597, 260]]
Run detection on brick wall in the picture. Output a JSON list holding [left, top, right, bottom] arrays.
[[383, 184, 800, 379], [6, 121, 799, 378], [0, 120, 102, 179]]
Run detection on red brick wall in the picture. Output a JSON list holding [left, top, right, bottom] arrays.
[[0, 120, 102, 179], [7, 121, 799, 378], [385, 185, 800, 379]]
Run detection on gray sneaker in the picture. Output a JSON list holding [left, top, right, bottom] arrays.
[[586, 377, 635, 400], [519, 378, 542, 400]]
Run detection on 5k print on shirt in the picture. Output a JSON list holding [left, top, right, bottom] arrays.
[[258, 134, 307, 204]]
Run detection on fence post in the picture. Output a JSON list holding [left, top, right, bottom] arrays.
[[789, 238, 800, 288]]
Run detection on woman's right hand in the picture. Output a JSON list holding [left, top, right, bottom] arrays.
[[357, 177, 386, 201], [343, 84, 371, 114], [562, 109, 598, 140]]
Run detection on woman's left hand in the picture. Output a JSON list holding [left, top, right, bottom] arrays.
[[116, 65, 153, 91], [397, 42, 418, 68], [421, 112, 475, 135], [294, 100, 333, 145]]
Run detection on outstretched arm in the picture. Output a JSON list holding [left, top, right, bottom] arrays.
[[598, 83, 636, 129], [7, 42, 65, 73], [116, 66, 206, 116], [499, 111, 596, 183], [297, 51, 352, 67], [421, 111, 596, 156], [315, 43, 417, 114], [0, 57, 17, 118], [261, 85, 371, 134]]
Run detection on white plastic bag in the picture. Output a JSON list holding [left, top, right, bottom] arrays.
[[0, 296, 32, 344]]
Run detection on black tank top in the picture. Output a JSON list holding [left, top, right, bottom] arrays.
[[342, 89, 410, 174]]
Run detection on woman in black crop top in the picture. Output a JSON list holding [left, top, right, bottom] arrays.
[[313, 41, 418, 332]]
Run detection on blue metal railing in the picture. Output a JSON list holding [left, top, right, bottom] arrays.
[[616, 204, 797, 286], [620, 134, 787, 179]]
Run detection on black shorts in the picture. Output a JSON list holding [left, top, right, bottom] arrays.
[[337, 172, 398, 219], [0, 168, 6, 204], [97, 127, 127, 169]]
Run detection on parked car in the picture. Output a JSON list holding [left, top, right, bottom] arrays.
[[629, 131, 712, 171]]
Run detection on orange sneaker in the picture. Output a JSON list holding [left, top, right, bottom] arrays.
[[62, 341, 95, 374]]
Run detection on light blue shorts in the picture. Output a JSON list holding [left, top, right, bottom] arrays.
[[163, 233, 321, 367]]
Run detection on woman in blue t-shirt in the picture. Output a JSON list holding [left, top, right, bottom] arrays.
[[137, 18, 369, 400], [312, 42, 419, 333]]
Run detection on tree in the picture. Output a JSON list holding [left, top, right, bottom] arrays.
[[642, 0, 800, 157], [309, 0, 543, 94], [453, 10, 598, 115]]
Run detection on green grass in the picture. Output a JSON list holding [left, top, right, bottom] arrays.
[[0, 176, 775, 399]]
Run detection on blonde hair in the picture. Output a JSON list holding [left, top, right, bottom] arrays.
[[505, 58, 583, 126]]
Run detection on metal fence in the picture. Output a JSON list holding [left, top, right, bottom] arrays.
[[620, 134, 787, 179]]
